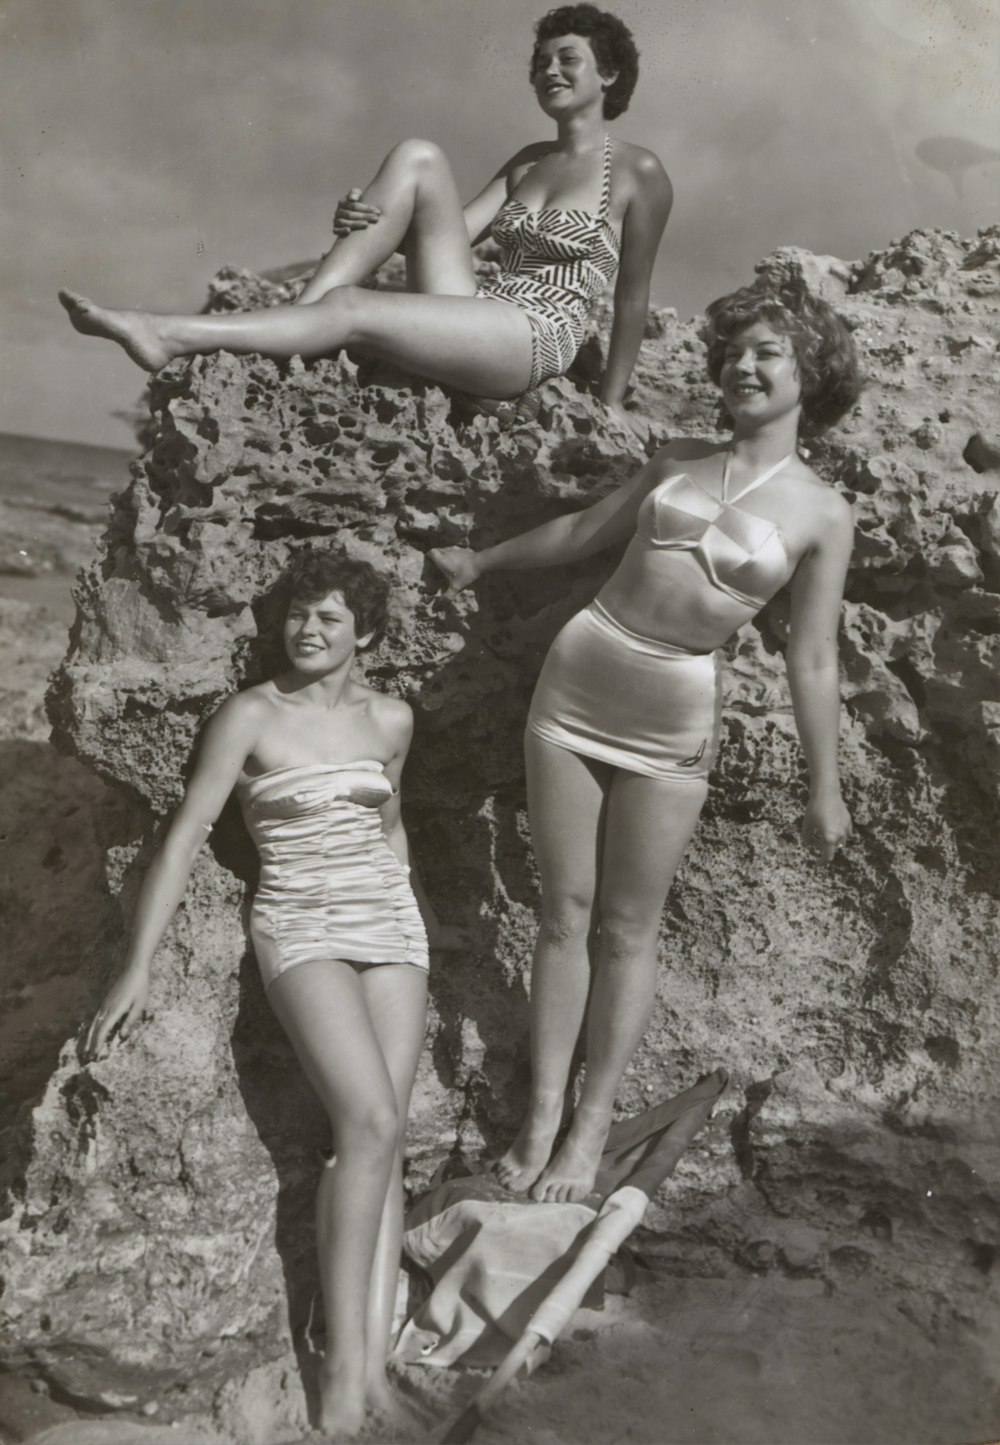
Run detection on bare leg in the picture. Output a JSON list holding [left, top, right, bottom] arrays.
[[356, 963, 428, 1422], [297, 137, 478, 302], [495, 736, 608, 1191], [531, 772, 708, 1204], [57, 281, 533, 395], [267, 959, 402, 1439]]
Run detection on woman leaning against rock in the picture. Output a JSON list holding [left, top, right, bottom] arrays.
[[86, 550, 461, 1439], [431, 279, 863, 1204], [60, 5, 670, 426]]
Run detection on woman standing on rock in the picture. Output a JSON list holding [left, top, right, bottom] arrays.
[[430, 280, 862, 1204], [58, 6, 669, 426], [86, 550, 455, 1438]]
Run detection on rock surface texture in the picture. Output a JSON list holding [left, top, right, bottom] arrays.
[[2, 230, 999, 1440]]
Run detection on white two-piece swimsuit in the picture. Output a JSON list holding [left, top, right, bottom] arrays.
[[527, 455, 796, 781]]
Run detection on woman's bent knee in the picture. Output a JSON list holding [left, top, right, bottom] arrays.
[[388, 137, 448, 173]]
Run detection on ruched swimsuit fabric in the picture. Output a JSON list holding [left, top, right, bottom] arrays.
[[527, 455, 794, 781], [476, 134, 620, 387], [238, 762, 428, 990]]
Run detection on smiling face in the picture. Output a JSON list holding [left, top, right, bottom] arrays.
[[532, 33, 611, 116], [283, 590, 371, 675], [719, 321, 803, 430]]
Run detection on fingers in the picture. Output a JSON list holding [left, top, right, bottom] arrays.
[[332, 189, 381, 236], [85, 1008, 115, 1060], [427, 548, 458, 591], [84, 999, 149, 1060]]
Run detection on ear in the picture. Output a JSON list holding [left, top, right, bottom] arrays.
[[356, 630, 376, 651], [600, 69, 619, 93]]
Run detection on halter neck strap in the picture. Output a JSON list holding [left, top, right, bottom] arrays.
[[598, 133, 613, 219], [722, 452, 795, 504]]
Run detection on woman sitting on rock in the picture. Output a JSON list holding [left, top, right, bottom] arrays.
[[59, 5, 671, 425], [86, 549, 456, 1438], [430, 279, 862, 1204]]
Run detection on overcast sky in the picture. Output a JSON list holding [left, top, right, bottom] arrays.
[[2, 0, 998, 448]]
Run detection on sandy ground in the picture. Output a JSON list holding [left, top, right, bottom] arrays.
[[2, 1267, 996, 1444]]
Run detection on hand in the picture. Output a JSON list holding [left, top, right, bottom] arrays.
[[332, 187, 381, 237], [84, 965, 150, 1060], [428, 923, 473, 953], [428, 546, 481, 596], [601, 398, 648, 442], [801, 791, 852, 863]]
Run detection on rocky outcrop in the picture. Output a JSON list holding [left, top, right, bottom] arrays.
[[2, 228, 998, 1434]]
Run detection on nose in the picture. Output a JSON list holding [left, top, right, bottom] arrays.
[[732, 348, 755, 373]]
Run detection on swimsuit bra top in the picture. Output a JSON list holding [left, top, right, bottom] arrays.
[[489, 134, 621, 303], [634, 454, 794, 610]]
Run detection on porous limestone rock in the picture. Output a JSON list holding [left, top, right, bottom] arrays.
[[1, 228, 998, 1431]]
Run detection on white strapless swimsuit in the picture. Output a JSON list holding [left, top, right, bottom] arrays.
[[237, 762, 428, 990]]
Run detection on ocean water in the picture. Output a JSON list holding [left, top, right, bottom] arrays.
[[0, 431, 132, 617]]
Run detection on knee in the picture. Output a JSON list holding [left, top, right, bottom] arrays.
[[310, 283, 367, 340], [596, 904, 660, 964], [335, 1093, 400, 1160], [387, 136, 448, 174], [539, 891, 594, 948]]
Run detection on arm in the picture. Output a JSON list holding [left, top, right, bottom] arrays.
[[785, 493, 855, 862], [463, 142, 553, 243], [430, 447, 679, 594], [85, 695, 259, 1057], [600, 154, 673, 414]]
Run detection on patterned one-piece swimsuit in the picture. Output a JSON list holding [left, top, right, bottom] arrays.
[[476, 134, 621, 387]]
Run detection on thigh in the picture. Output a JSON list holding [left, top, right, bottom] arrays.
[[358, 964, 428, 1118], [348, 290, 534, 396], [525, 730, 609, 912], [268, 958, 395, 1119], [365, 138, 479, 296], [598, 772, 709, 927]]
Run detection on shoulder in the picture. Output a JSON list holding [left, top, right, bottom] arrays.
[[207, 685, 273, 735], [614, 142, 671, 195], [502, 141, 554, 177], [651, 437, 723, 473], [791, 462, 854, 531], [357, 685, 414, 747]]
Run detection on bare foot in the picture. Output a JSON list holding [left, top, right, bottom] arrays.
[[366, 1371, 421, 1431], [529, 1103, 612, 1204], [58, 288, 175, 372], [494, 1091, 566, 1193], [318, 1359, 366, 1441]]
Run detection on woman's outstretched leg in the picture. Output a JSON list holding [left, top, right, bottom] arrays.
[[531, 771, 708, 1204], [356, 963, 428, 1422], [297, 137, 478, 302], [267, 958, 401, 1439], [495, 736, 608, 1192]]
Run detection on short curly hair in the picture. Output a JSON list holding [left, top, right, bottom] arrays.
[[277, 547, 392, 645], [703, 280, 864, 431], [531, 5, 639, 119]]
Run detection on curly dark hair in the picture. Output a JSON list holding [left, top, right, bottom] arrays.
[[703, 280, 864, 431], [276, 547, 392, 645], [531, 5, 639, 119]]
